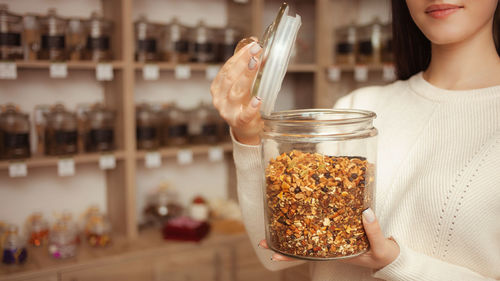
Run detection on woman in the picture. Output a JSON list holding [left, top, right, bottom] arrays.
[[211, 0, 500, 280]]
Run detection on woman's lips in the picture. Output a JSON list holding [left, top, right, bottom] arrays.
[[425, 4, 464, 19]]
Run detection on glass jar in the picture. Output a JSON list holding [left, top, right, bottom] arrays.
[[84, 104, 115, 152], [189, 102, 219, 145], [44, 104, 78, 156], [162, 18, 190, 63], [1, 224, 28, 265], [161, 103, 189, 147], [26, 212, 49, 247], [38, 9, 67, 61], [83, 206, 112, 247], [381, 22, 393, 64], [261, 109, 377, 260], [136, 103, 161, 150], [144, 183, 183, 227], [190, 21, 216, 63], [67, 18, 85, 61], [356, 19, 382, 65], [135, 16, 160, 62], [83, 12, 112, 61], [216, 26, 240, 63], [334, 25, 356, 65], [0, 5, 23, 61], [23, 14, 39, 60], [0, 104, 31, 160], [48, 213, 78, 259]]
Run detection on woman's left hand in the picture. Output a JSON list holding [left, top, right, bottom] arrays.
[[259, 208, 400, 270]]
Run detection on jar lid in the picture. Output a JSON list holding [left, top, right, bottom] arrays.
[[251, 3, 301, 116]]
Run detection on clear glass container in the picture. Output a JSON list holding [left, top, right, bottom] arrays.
[[136, 103, 161, 150], [0, 104, 31, 160], [334, 25, 356, 65], [216, 26, 240, 63], [135, 16, 160, 62], [83, 206, 112, 247], [67, 18, 85, 61], [26, 212, 49, 247], [38, 9, 67, 61], [48, 213, 78, 259], [356, 19, 382, 65], [23, 14, 39, 60], [83, 12, 112, 61], [162, 18, 190, 63], [262, 109, 377, 260], [144, 183, 183, 227], [0, 5, 23, 61], [161, 103, 189, 147], [190, 20, 216, 63], [381, 22, 393, 64], [84, 104, 115, 152], [44, 104, 78, 156], [189, 102, 219, 145], [1, 224, 28, 265]]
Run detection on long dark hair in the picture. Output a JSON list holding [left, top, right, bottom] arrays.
[[391, 1, 500, 80]]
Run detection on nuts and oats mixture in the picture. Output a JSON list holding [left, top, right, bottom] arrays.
[[265, 150, 375, 259]]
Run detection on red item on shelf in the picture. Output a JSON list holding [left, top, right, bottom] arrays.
[[162, 216, 210, 242]]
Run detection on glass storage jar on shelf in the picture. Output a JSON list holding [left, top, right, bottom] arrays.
[[216, 26, 240, 63], [38, 9, 68, 61], [162, 18, 190, 63], [334, 24, 356, 65], [161, 103, 189, 147], [83, 12, 112, 61], [26, 212, 49, 247], [23, 14, 39, 60], [0, 104, 31, 160], [136, 103, 161, 150], [48, 213, 78, 259], [67, 18, 85, 61], [190, 20, 216, 63], [355, 18, 382, 65], [0, 5, 23, 61], [381, 22, 393, 64], [189, 102, 219, 145], [144, 182, 183, 227], [1, 224, 28, 265], [83, 206, 111, 247], [135, 16, 160, 62], [44, 104, 78, 156], [83, 104, 115, 152]]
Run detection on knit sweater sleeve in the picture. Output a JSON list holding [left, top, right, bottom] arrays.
[[231, 131, 306, 271]]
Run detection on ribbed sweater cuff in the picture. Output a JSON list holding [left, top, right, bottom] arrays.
[[373, 237, 422, 280], [230, 129, 262, 172]]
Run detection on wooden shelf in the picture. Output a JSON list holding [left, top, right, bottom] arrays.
[[287, 64, 317, 73], [328, 63, 394, 72], [134, 62, 223, 72], [135, 143, 233, 160], [0, 151, 126, 170], [12, 61, 125, 70]]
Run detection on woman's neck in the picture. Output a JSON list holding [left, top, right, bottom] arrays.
[[423, 20, 500, 90]]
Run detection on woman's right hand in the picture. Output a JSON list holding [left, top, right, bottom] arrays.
[[210, 41, 263, 145]]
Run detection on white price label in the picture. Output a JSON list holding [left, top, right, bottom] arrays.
[[58, 158, 75, 177], [382, 65, 396, 81], [175, 65, 191, 80], [206, 65, 220, 81], [327, 66, 341, 82], [143, 64, 159, 80], [99, 154, 116, 170], [177, 149, 193, 165], [208, 146, 224, 162], [96, 63, 113, 81], [9, 162, 27, 178], [50, 63, 68, 78], [0, 62, 17, 79], [145, 151, 162, 168], [354, 65, 368, 82]]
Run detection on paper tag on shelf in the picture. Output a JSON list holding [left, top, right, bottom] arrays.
[[175, 65, 191, 80], [143, 64, 159, 80], [9, 162, 27, 178], [96, 63, 114, 81], [177, 149, 193, 165], [99, 154, 116, 170], [145, 151, 161, 168], [50, 63, 68, 78], [208, 146, 224, 162], [58, 158, 75, 177], [0, 62, 17, 79], [206, 65, 220, 81], [327, 66, 341, 82], [354, 65, 368, 82], [382, 64, 396, 81]]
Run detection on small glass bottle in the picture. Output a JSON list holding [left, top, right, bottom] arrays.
[[334, 24, 356, 65], [84, 104, 115, 152], [48, 213, 78, 259], [1, 224, 28, 265], [135, 16, 160, 62], [67, 18, 85, 61], [23, 14, 40, 61], [190, 20, 216, 63], [83, 206, 112, 247], [161, 103, 189, 147], [144, 183, 183, 227], [38, 9, 68, 61], [0, 104, 31, 160], [83, 12, 112, 61], [217, 26, 240, 63], [26, 212, 49, 247], [381, 22, 393, 64], [0, 5, 23, 61], [44, 104, 78, 156], [189, 102, 219, 144], [162, 18, 190, 63], [356, 18, 382, 65], [136, 103, 161, 150]]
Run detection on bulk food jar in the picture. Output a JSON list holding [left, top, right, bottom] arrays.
[[247, 3, 377, 260], [0, 104, 31, 160], [38, 9, 67, 61], [135, 16, 160, 62], [189, 102, 219, 144], [26, 212, 49, 247], [1, 225, 27, 265], [83, 12, 112, 61], [67, 18, 85, 61], [334, 24, 356, 65], [23, 14, 39, 60], [0, 5, 23, 61], [48, 213, 78, 259], [136, 103, 161, 150], [44, 104, 78, 156], [83, 104, 115, 152], [161, 103, 189, 147], [216, 26, 240, 63], [355, 18, 382, 65], [162, 18, 190, 63], [83, 206, 112, 247], [190, 20, 216, 63]]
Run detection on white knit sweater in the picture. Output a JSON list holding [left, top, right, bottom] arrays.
[[232, 72, 500, 281]]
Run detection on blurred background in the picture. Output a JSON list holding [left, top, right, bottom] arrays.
[[0, 0, 391, 280]]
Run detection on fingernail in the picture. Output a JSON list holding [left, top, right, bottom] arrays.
[[251, 96, 261, 108], [249, 42, 262, 55], [363, 208, 375, 223], [248, 56, 257, 70]]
